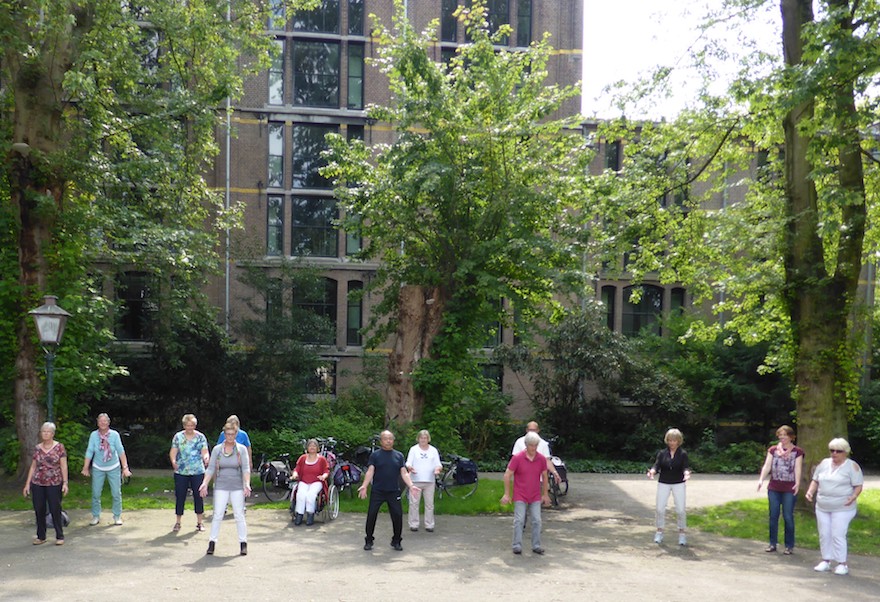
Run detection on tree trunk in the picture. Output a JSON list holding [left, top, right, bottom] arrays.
[[780, 0, 866, 493], [385, 285, 446, 425]]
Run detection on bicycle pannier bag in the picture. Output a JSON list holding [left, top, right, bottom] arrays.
[[454, 457, 478, 485], [333, 462, 362, 487]]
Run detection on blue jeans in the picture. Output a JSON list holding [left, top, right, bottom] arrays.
[[174, 472, 205, 516], [768, 489, 796, 549], [512, 501, 542, 551], [91, 466, 122, 518]]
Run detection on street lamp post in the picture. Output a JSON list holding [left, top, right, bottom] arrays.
[[29, 296, 71, 423]]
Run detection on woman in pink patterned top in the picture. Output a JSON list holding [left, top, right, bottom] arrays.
[[23, 422, 69, 545]]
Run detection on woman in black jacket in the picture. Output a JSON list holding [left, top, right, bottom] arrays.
[[647, 428, 691, 546]]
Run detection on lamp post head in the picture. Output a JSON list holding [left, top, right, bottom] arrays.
[[29, 295, 71, 346]]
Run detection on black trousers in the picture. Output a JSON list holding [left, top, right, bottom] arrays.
[[32, 484, 64, 541], [174, 472, 205, 516], [365, 489, 403, 545]]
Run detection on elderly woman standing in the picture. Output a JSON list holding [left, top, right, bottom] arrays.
[[199, 422, 251, 556], [805, 438, 864, 575], [82, 413, 131, 526], [23, 422, 69, 545], [647, 428, 691, 546], [170, 414, 210, 532], [292, 439, 330, 526], [757, 425, 804, 554], [406, 429, 442, 532]]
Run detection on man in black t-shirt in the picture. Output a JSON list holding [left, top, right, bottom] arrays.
[[358, 430, 419, 551]]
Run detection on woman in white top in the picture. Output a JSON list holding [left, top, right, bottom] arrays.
[[405, 430, 442, 532], [805, 438, 864, 575]]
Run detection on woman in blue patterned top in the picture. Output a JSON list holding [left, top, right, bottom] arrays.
[[169, 414, 210, 532]]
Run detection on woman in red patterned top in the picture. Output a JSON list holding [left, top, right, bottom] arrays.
[[291, 439, 330, 526], [23, 422, 69, 545]]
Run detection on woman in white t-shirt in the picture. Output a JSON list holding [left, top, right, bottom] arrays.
[[405, 430, 442, 532], [805, 438, 864, 576]]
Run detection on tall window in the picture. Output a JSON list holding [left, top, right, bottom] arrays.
[[268, 0, 285, 29], [267, 195, 284, 255], [671, 287, 686, 314], [486, 0, 510, 42], [293, 0, 339, 33], [347, 43, 364, 109], [116, 271, 154, 341], [269, 40, 284, 105], [268, 123, 284, 188], [266, 278, 283, 328], [348, 0, 364, 35], [516, 0, 532, 46], [291, 196, 337, 257], [605, 140, 621, 171], [294, 277, 337, 344], [347, 280, 363, 346], [293, 41, 340, 107], [601, 285, 616, 330], [622, 285, 662, 336], [441, 0, 458, 42], [291, 124, 336, 188], [482, 364, 503, 391]]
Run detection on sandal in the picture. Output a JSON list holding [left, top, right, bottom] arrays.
[[764, 545, 777, 553], [172, 523, 181, 532], [196, 523, 205, 532], [783, 548, 793, 555]]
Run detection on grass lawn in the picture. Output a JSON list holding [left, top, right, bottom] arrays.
[[689, 488, 880, 557]]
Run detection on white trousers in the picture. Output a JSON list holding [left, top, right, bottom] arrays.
[[816, 506, 857, 563], [210, 488, 247, 543], [408, 481, 436, 529], [295, 481, 323, 515], [655, 482, 687, 530]]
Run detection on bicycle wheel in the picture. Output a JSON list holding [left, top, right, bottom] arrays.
[[327, 484, 339, 520], [441, 465, 478, 499], [558, 477, 569, 496], [262, 467, 291, 502]]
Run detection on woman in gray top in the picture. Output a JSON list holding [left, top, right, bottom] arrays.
[[199, 422, 251, 556]]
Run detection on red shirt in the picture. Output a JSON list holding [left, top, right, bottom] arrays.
[[294, 454, 329, 484], [31, 443, 67, 487], [507, 450, 547, 503]]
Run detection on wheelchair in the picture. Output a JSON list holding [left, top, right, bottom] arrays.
[[288, 478, 339, 523]]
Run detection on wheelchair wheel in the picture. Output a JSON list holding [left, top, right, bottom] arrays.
[[327, 484, 339, 520]]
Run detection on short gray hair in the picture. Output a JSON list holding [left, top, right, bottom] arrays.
[[41, 422, 57, 434], [417, 429, 431, 443], [524, 432, 541, 446], [828, 437, 851, 454], [182, 414, 197, 427]]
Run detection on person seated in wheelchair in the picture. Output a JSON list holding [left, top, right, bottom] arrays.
[[291, 439, 330, 526]]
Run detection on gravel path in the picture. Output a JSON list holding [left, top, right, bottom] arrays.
[[1, 473, 878, 601]]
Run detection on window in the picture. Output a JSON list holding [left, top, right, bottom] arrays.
[[291, 196, 338, 257], [348, 0, 364, 35], [482, 363, 503, 391], [347, 280, 363, 346], [293, 0, 339, 33], [347, 43, 364, 109], [601, 285, 616, 330], [622, 285, 662, 336], [441, 0, 458, 42], [671, 287, 686, 315], [483, 299, 503, 348], [294, 277, 337, 344], [266, 278, 283, 328], [306, 361, 337, 394], [268, 0, 285, 29], [269, 40, 284, 105], [516, 0, 532, 46], [605, 140, 621, 171], [291, 123, 336, 188], [268, 123, 284, 188], [267, 195, 284, 255], [486, 0, 510, 43], [346, 125, 364, 141], [293, 41, 340, 107], [116, 271, 154, 341]]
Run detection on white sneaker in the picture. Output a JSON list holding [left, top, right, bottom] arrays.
[[89, 517, 100, 526], [833, 564, 849, 576], [113, 516, 123, 526], [653, 531, 663, 544], [678, 533, 687, 546], [813, 561, 832, 572]]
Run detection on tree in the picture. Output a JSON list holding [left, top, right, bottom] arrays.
[[325, 0, 590, 427], [0, 0, 312, 476], [589, 0, 879, 483]]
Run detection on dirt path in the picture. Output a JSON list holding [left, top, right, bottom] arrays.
[[1, 473, 878, 601]]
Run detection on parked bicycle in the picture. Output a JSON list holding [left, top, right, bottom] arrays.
[[435, 453, 479, 499], [546, 436, 569, 506], [258, 452, 293, 502]]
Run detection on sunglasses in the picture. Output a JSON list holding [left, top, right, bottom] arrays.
[[829, 449, 845, 454]]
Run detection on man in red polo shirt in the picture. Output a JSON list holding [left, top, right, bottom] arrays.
[[501, 431, 551, 555]]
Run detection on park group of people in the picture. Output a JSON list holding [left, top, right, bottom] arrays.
[[21, 414, 866, 574]]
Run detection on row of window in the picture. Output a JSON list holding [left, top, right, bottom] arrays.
[[600, 284, 686, 336], [269, 39, 364, 109]]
